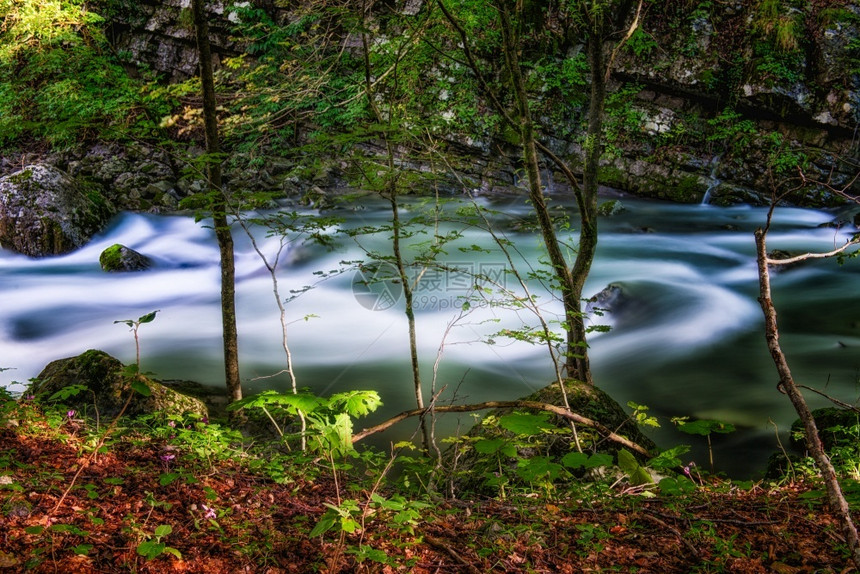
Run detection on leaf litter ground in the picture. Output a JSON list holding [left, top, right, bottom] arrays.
[[0, 422, 856, 573]]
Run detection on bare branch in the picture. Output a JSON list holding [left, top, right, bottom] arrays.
[[352, 399, 651, 456], [766, 239, 860, 266], [604, 0, 644, 84]]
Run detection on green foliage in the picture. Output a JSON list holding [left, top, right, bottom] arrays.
[[229, 390, 382, 457], [625, 27, 658, 58], [0, 0, 173, 147], [706, 108, 758, 154], [604, 83, 646, 156], [136, 524, 182, 560]]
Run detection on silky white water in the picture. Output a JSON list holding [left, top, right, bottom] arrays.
[[2, 195, 858, 476]]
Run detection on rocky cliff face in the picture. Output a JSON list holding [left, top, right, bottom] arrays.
[[78, 0, 860, 207]]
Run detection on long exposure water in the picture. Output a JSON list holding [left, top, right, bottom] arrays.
[[2, 193, 858, 477]]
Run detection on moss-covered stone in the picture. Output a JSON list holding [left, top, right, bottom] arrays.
[[28, 349, 208, 419], [522, 379, 658, 459], [99, 243, 151, 272]]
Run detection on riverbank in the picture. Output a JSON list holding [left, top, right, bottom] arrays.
[[1, 398, 855, 573]]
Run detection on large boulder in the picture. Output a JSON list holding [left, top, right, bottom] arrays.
[[0, 164, 115, 257], [29, 350, 208, 419]]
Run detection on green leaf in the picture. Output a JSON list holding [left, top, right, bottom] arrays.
[[72, 544, 93, 555], [474, 438, 506, 455], [618, 449, 653, 486], [154, 524, 172, 537], [351, 545, 388, 563], [677, 419, 736, 436], [164, 547, 182, 559], [561, 451, 589, 469], [498, 412, 553, 436], [309, 513, 336, 537], [517, 456, 563, 483], [138, 310, 160, 324], [648, 445, 691, 470], [137, 540, 165, 559], [340, 517, 360, 533], [159, 473, 180, 486], [585, 453, 614, 469], [331, 390, 382, 418], [131, 379, 151, 397]]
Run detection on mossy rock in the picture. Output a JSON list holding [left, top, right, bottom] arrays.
[[521, 379, 658, 458], [29, 350, 207, 419], [0, 164, 115, 257], [99, 243, 151, 272], [453, 379, 659, 494]]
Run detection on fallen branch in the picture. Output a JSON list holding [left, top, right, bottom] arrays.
[[352, 400, 651, 457]]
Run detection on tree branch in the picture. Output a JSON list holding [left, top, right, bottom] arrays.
[[352, 400, 651, 456], [766, 239, 860, 266]]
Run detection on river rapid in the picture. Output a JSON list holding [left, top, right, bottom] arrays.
[[2, 194, 858, 477]]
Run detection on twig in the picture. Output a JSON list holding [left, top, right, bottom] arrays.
[[425, 536, 484, 574], [797, 385, 860, 414]]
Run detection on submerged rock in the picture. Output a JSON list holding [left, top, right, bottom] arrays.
[[99, 243, 152, 272], [0, 164, 114, 257], [29, 350, 208, 419]]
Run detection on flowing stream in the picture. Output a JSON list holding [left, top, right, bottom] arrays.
[[2, 194, 858, 477]]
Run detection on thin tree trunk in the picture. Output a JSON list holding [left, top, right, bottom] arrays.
[[192, 0, 242, 402], [497, 3, 587, 383], [755, 227, 860, 568], [566, 19, 606, 384]]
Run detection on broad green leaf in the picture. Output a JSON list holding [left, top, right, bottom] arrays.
[[561, 451, 589, 469], [138, 310, 160, 324], [131, 379, 151, 397], [331, 390, 382, 418], [498, 412, 553, 436], [154, 524, 172, 537], [164, 547, 182, 559], [517, 456, 563, 483], [159, 473, 180, 486], [647, 445, 690, 470], [618, 449, 653, 486], [585, 453, 614, 469], [474, 438, 506, 455], [340, 517, 360, 533], [137, 540, 165, 559], [677, 419, 735, 436], [309, 514, 336, 537]]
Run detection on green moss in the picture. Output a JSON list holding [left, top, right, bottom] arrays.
[[99, 244, 124, 270], [670, 175, 705, 203], [8, 169, 33, 186]]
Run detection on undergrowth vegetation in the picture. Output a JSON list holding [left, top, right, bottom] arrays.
[[1, 384, 859, 572]]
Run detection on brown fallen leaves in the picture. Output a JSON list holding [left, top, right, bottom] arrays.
[[0, 422, 856, 573]]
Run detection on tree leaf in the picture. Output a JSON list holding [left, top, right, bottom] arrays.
[[138, 310, 160, 324], [474, 438, 506, 455], [498, 412, 553, 436], [561, 451, 589, 469], [131, 379, 151, 397]]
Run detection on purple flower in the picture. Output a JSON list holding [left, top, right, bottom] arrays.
[[201, 417, 209, 424], [24, 394, 34, 401], [202, 504, 217, 520], [67, 410, 76, 419], [160, 453, 175, 462], [168, 421, 176, 428]]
